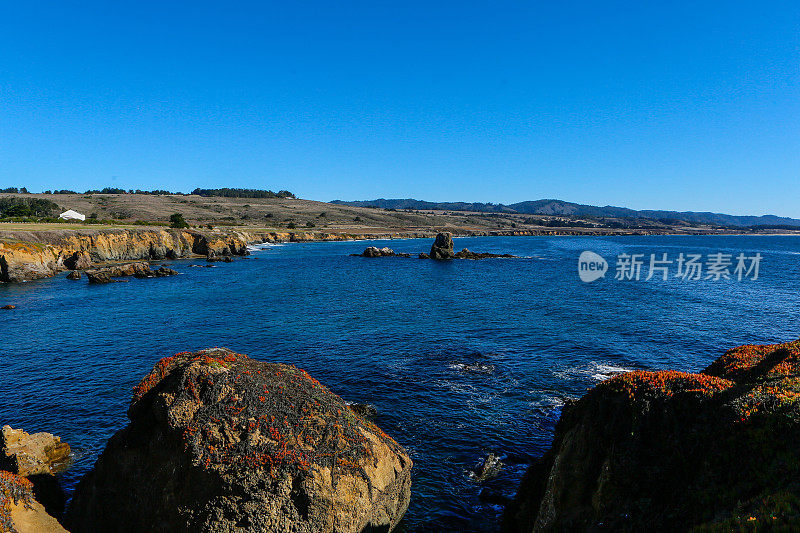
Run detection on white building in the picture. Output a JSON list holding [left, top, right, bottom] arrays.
[[59, 210, 86, 221]]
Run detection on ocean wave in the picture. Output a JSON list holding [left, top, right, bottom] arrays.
[[528, 394, 566, 411], [246, 242, 283, 252], [554, 361, 635, 382]]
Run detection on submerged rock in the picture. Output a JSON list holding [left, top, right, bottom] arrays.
[[429, 232, 454, 259], [206, 255, 234, 263], [67, 348, 412, 533], [85, 262, 177, 283], [469, 453, 504, 483], [348, 403, 378, 419], [453, 248, 515, 260], [0, 426, 71, 477], [503, 339, 800, 532]]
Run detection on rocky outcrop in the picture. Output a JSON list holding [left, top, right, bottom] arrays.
[[66, 270, 81, 280], [429, 232, 454, 259], [67, 348, 412, 533], [85, 262, 178, 284], [1, 426, 71, 477], [62, 251, 92, 270], [0, 241, 61, 283], [1, 426, 71, 533], [503, 339, 800, 532], [352, 246, 411, 258], [1, 305, 15, 310], [469, 453, 503, 483], [425, 234, 515, 260]]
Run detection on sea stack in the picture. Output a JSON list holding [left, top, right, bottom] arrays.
[[67, 348, 412, 533], [429, 232, 454, 259]]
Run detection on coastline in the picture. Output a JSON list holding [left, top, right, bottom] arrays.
[[2, 224, 798, 283]]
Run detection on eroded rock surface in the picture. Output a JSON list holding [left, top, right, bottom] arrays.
[[67, 348, 412, 533], [503, 339, 800, 532], [429, 232, 454, 259], [1, 426, 71, 477]]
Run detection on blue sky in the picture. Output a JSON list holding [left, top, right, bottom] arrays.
[[1, 1, 798, 216]]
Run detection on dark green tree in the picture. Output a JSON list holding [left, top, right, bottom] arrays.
[[169, 213, 190, 228]]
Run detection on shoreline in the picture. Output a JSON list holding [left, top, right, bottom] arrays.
[[1, 225, 799, 284]]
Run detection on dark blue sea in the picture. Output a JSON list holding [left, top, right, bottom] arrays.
[[2, 235, 800, 531]]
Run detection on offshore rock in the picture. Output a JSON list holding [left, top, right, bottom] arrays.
[[66, 270, 82, 280], [1, 305, 15, 310], [67, 348, 412, 533], [429, 232, 454, 259], [503, 339, 800, 532], [86, 262, 177, 284], [63, 250, 92, 270], [0, 426, 71, 477], [353, 246, 410, 258]]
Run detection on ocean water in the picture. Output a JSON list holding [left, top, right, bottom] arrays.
[[2, 235, 800, 531]]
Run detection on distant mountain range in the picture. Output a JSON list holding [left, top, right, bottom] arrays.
[[330, 198, 800, 228]]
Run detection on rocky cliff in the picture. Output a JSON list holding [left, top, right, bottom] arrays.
[[66, 348, 412, 533], [503, 340, 800, 532], [0, 228, 249, 282]]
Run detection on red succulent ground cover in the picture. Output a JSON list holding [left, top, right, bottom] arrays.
[[131, 348, 402, 481], [703, 340, 800, 381], [0, 471, 34, 533], [601, 370, 734, 401]]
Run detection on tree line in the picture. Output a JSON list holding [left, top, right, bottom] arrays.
[[1, 187, 296, 198]]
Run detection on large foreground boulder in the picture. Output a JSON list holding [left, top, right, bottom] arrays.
[[503, 339, 800, 532], [67, 348, 412, 532], [429, 232, 454, 259]]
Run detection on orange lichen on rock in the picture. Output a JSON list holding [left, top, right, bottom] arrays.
[[0, 471, 34, 533], [130, 349, 401, 482], [132, 350, 240, 402]]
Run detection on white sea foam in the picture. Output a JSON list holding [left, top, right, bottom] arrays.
[[246, 242, 283, 252], [448, 362, 496, 374], [555, 361, 635, 382]]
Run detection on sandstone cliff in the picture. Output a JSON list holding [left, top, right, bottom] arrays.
[[0, 228, 249, 282], [503, 340, 800, 532]]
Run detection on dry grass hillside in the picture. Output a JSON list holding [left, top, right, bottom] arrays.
[[1, 193, 787, 236]]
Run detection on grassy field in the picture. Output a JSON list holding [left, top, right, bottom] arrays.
[[1, 193, 787, 236]]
